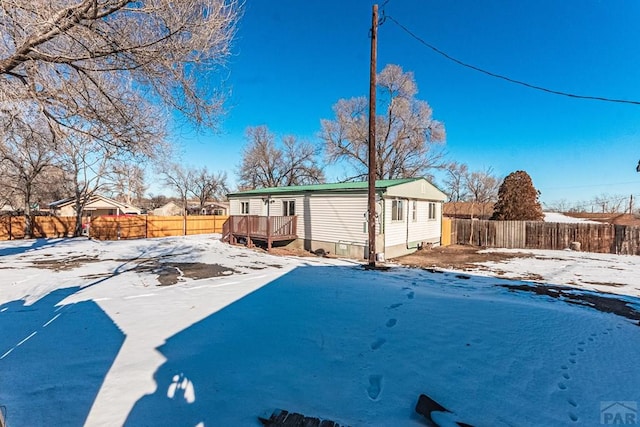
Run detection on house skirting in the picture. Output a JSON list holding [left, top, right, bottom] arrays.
[[287, 238, 367, 259], [286, 234, 439, 260], [383, 236, 440, 259]]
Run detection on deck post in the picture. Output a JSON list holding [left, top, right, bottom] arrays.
[[267, 216, 272, 251], [246, 215, 251, 247]]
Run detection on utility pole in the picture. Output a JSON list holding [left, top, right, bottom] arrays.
[[367, 4, 378, 267]]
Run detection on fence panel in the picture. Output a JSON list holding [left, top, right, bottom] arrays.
[[32, 216, 76, 237], [495, 221, 525, 248], [186, 215, 227, 235], [441, 218, 452, 246], [0, 214, 229, 241], [90, 216, 147, 240], [146, 216, 185, 238], [452, 218, 640, 254]]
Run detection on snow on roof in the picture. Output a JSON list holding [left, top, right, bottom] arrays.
[[543, 212, 601, 223]]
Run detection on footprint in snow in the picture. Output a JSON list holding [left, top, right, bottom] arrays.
[[386, 318, 397, 328], [388, 303, 403, 309], [407, 291, 415, 300], [370, 338, 386, 350], [367, 375, 383, 400]]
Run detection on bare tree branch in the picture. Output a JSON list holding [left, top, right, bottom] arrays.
[[238, 125, 325, 190], [321, 64, 446, 180]]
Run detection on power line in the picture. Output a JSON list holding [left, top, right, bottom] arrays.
[[384, 15, 640, 106], [542, 180, 640, 190]]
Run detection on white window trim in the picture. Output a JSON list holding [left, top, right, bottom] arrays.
[[240, 201, 249, 215], [428, 202, 437, 220], [391, 199, 404, 222], [283, 199, 295, 216]]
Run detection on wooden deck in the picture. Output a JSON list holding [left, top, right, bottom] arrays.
[[222, 215, 297, 250]]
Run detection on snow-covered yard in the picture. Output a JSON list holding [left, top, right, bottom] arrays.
[[0, 235, 639, 426]]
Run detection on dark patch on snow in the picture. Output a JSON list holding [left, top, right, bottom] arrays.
[[244, 263, 283, 270], [455, 274, 471, 280], [361, 264, 392, 271], [498, 283, 640, 325], [31, 255, 100, 271], [155, 263, 237, 286], [582, 281, 626, 287], [259, 408, 346, 426]]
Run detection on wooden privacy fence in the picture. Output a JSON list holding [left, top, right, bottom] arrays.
[[0, 216, 77, 240], [451, 219, 640, 255], [0, 215, 229, 241]]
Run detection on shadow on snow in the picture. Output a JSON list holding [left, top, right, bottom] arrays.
[[123, 264, 640, 427], [0, 237, 77, 257], [0, 286, 125, 426]]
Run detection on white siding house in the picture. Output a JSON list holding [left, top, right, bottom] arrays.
[[227, 178, 447, 259]]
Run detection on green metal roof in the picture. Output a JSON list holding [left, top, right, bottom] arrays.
[[227, 178, 420, 197]]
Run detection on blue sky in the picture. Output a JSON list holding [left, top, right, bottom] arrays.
[[167, 0, 640, 208]]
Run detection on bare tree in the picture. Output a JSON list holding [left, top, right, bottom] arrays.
[[465, 167, 500, 216], [56, 134, 119, 235], [543, 199, 574, 213], [321, 64, 445, 181], [442, 162, 469, 202], [0, 0, 240, 153], [145, 194, 171, 211], [238, 125, 324, 189], [592, 193, 627, 214], [0, 119, 58, 236], [107, 161, 148, 206], [460, 166, 500, 243], [190, 167, 228, 209]]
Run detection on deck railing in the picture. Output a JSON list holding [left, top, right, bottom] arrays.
[[221, 215, 297, 250]]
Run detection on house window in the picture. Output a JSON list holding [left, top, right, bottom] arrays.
[[392, 200, 404, 221], [241, 201, 249, 215], [428, 202, 437, 220], [213, 208, 224, 216], [283, 200, 295, 216], [412, 201, 418, 222]]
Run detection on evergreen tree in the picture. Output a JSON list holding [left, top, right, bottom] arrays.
[[491, 171, 544, 220]]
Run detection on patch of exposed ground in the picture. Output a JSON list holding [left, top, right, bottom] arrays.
[[394, 244, 529, 270], [499, 283, 640, 325], [259, 246, 319, 258], [31, 255, 100, 271], [154, 262, 237, 286]]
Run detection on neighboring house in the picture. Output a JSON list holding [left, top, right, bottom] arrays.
[[152, 201, 184, 216], [443, 202, 494, 220], [204, 201, 229, 216], [49, 195, 141, 218], [187, 201, 229, 216], [226, 178, 447, 259]]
